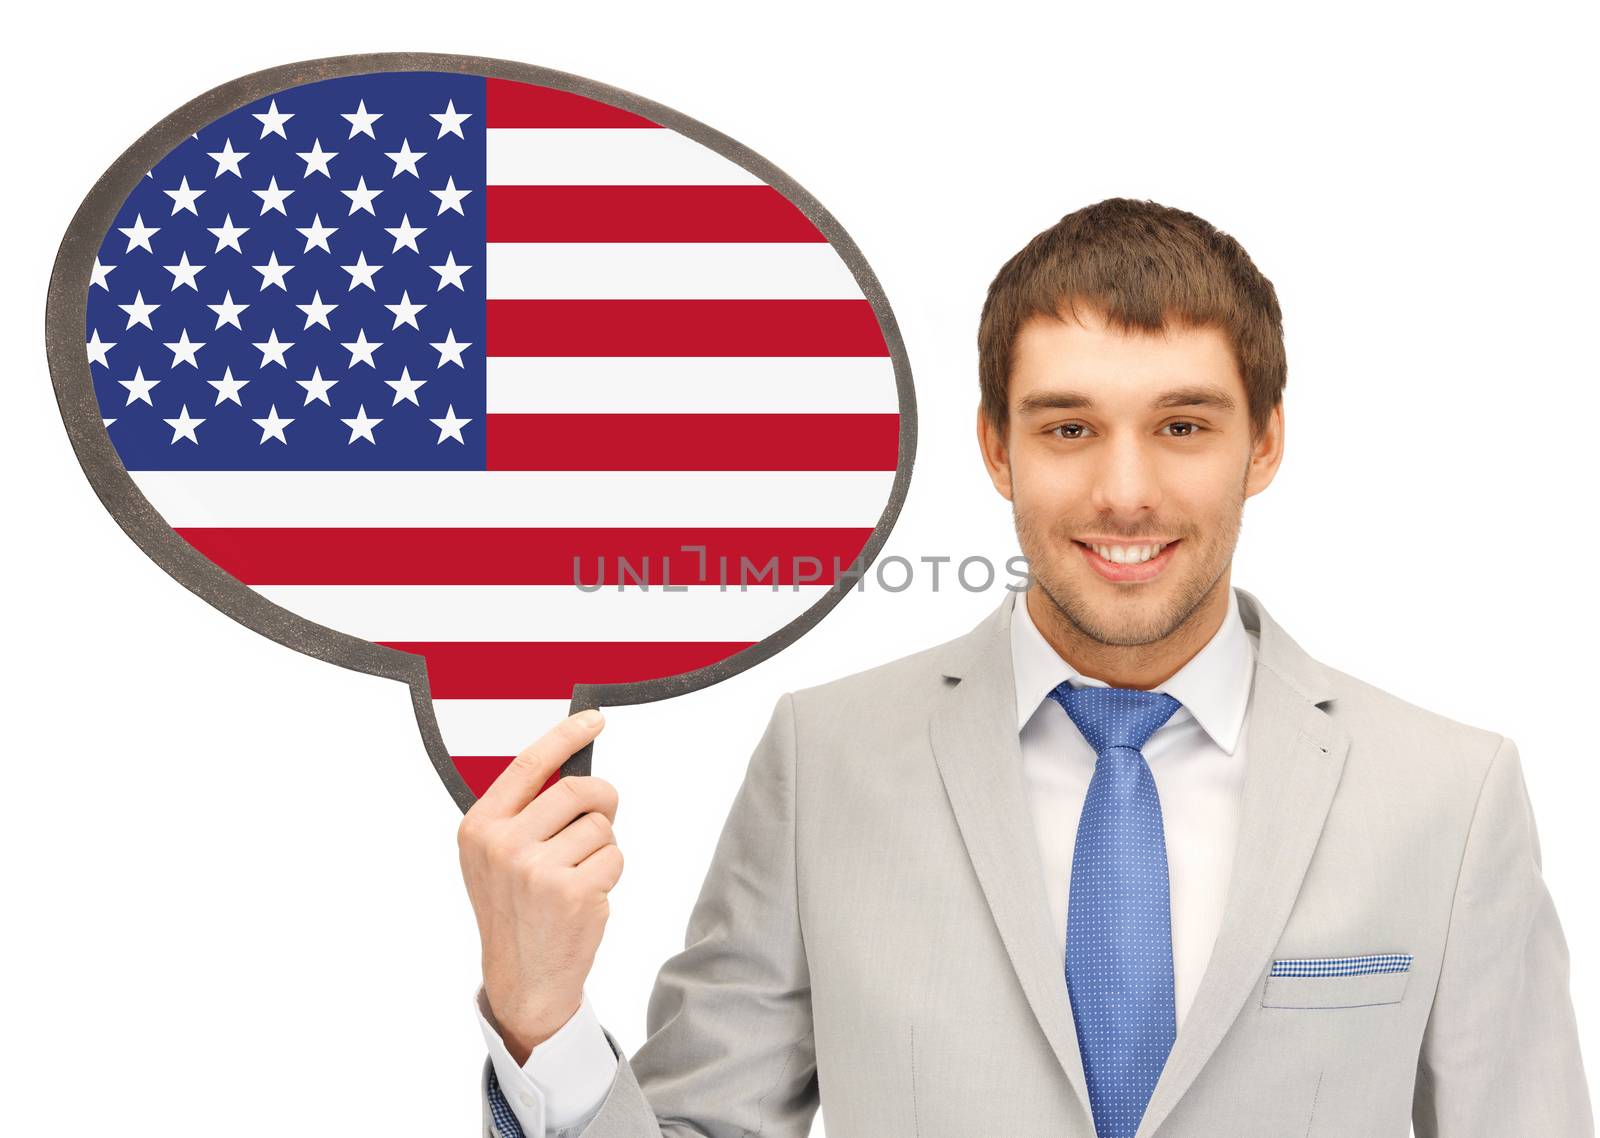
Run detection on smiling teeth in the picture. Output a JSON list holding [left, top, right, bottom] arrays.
[[1089, 543, 1167, 564]]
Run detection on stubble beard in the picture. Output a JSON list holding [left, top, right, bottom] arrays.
[[1011, 464, 1247, 649]]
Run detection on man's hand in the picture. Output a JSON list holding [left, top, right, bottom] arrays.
[[458, 709, 621, 1065]]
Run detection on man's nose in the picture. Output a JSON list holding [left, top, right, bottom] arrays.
[[1084, 433, 1165, 516]]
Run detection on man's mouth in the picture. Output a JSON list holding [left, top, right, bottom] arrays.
[[1072, 538, 1180, 582], [1073, 539, 1175, 565]]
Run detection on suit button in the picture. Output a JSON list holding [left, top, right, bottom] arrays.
[[518, 1091, 535, 1108]]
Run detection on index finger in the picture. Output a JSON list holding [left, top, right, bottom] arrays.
[[472, 709, 606, 819]]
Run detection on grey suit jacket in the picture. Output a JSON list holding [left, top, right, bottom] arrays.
[[481, 586, 1593, 1137]]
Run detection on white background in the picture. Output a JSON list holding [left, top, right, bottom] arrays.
[[5, 3, 1596, 1135]]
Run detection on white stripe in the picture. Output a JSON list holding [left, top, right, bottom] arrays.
[[433, 698, 577, 757], [130, 469, 894, 527], [486, 356, 899, 414], [250, 584, 836, 643], [485, 242, 858, 299], [486, 128, 763, 186]]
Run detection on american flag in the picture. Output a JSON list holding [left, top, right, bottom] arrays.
[[84, 70, 903, 800]]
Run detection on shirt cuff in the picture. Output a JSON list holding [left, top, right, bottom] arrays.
[[475, 983, 618, 1133]]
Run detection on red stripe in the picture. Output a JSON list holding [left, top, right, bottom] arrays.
[[454, 756, 513, 799], [486, 78, 663, 129], [485, 413, 898, 471], [384, 640, 755, 699], [174, 526, 876, 585], [485, 185, 824, 243], [452, 757, 566, 800], [486, 299, 888, 357]]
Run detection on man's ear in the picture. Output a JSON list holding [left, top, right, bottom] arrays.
[[1244, 400, 1285, 500], [977, 405, 1013, 502]]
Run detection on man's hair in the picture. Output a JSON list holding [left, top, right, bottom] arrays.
[[977, 197, 1286, 443]]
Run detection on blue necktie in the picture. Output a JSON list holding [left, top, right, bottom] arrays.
[[1048, 681, 1183, 1138]]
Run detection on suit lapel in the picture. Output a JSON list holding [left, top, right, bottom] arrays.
[[927, 590, 1094, 1115], [926, 586, 1350, 1137], [1134, 586, 1350, 1136]]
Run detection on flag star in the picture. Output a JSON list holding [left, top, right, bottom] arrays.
[[254, 251, 294, 290], [119, 214, 159, 253], [431, 403, 472, 444], [297, 138, 337, 177], [386, 365, 426, 405], [164, 176, 205, 215], [119, 290, 160, 330], [165, 329, 205, 368], [296, 290, 339, 330], [208, 366, 250, 405], [431, 100, 472, 139], [163, 251, 205, 291], [297, 366, 338, 405], [208, 138, 249, 177], [119, 366, 160, 405], [341, 403, 382, 444], [90, 258, 116, 290], [86, 329, 116, 366], [431, 328, 472, 367], [430, 251, 472, 291], [341, 250, 382, 290], [297, 213, 338, 253], [253, 99, 293, 139], [208, 214, 249, 253], [207, 290, 250, 330], [165, 403, 205, 444], [254, 404, 294, 444], [342, 329, 382, 367], [341, 176, 382, 215], [254, 176, 294, 216], [430, 176, 471, 215], [385, 138, 426, 177], [342, 100, 382, 139], [253, 329, 293, 368], [103, 417, 115, 429], [384, 290, 427, 329], [385, 214, 426, 253]]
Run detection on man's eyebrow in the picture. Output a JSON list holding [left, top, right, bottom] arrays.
[[1015, 384, 1238, 415]]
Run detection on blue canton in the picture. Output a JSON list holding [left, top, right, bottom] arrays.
[[85, 72, 488, 472]]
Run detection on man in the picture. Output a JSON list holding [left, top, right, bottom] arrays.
[[457, 198, 1593, 1137]]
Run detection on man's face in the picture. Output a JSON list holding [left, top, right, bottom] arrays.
[[978, 303, 1283, 648]]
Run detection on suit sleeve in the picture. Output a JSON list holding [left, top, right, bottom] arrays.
[[482, 691, 821, 1138], [1412, 733, 1595, 1137]]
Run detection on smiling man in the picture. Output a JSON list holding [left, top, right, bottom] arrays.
[[988, 294, 1266, 692], [466, 198, 1593, 1138]]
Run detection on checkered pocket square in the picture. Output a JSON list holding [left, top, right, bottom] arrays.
[[1261, 952, 1414, 1009], [1269, 952, 1413, 977]]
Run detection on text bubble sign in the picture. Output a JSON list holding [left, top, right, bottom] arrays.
[[46, 53, 916, 812]]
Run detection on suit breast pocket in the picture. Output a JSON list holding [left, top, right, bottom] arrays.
[[1261, 953, 1412, 1009]]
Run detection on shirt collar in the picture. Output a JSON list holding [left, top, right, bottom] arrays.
[[1010, 585, 1257, 754]]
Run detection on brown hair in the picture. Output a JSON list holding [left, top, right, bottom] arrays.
[[977, 197, 1285, 443]]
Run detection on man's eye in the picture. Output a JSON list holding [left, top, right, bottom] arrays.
[[1049, 422, 1204, 439]]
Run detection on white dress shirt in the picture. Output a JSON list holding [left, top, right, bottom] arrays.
[[476, 585, 1259, 1136], [1012, 584, 1258, 1032], [476, 983, 615, 1136]]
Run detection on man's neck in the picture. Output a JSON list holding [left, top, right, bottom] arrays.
[[1025, 577, 1231, 691]]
